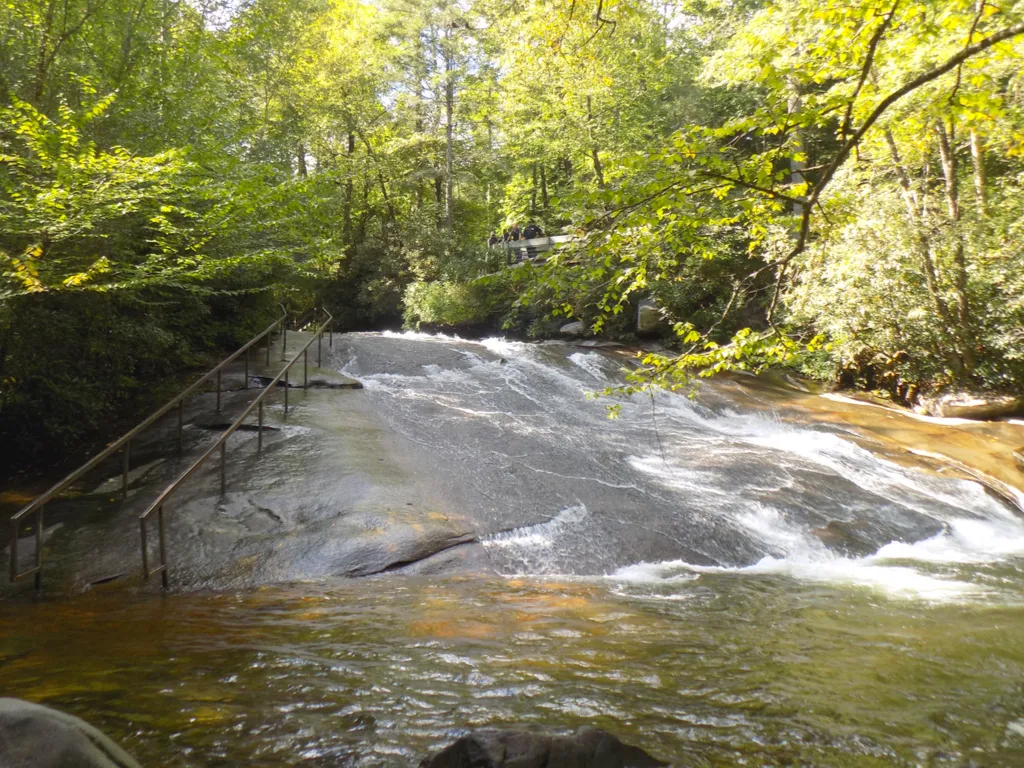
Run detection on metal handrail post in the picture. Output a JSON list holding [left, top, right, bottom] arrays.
[[8, 521, 16, 583], [317, 332, 322, 367], [33, 505, 43, 590], [140, 515, 149, 577], [158, 506, 168, 589], [177, 400, 184, 453], [304, 349, 308, 389], [122, 441, 131, 498], [257, 401, 264, 452], [284, 367, 290, 413], [282, 327, 287, 361], [219, 442, 227, 495], [9, 505, 44, 588], [244, 347, 250, 390]]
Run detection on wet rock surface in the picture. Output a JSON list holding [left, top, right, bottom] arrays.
[[0, 698, 142, 768], [420, 727, 667, 768], [4, 331, 1023, 596], [1, 333, 478, 594]]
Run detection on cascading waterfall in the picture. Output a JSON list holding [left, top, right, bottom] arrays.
[[339, 331, 1024, 603]]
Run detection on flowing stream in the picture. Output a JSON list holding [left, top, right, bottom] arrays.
[[2, 331, 1023, 766]]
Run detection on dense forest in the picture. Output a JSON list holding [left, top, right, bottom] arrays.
[[2, 0, 1022, 461]]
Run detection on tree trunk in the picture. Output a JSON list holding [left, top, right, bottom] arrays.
[[530, 165, 538, 214], [444, 36, 455, 235], [969, 128, 987, 217], [434, 173, 444, 229], [885, 129, 964, 376], [883, 128, 920, 217], [540, 165, 549, 208], [935, 119, 972, 371], [356, 132, 397, 228], [355, 177, 369, 245], [297, 145, 308, 177], [586, 96, 604, 188], [787, 87, 806, 216], [343, 133, 355, 245], [935, 121, 960, 221], [33, 0, 58, 102]]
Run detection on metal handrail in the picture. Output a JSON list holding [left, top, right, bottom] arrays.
[[139, 309, 334, 587], [292, 307, 318, 331], [7, 304, 290, 588]]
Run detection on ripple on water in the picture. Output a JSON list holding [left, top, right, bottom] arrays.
[[5, 575, 1023, 765]]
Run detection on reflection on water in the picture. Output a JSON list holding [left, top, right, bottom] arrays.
[[2, 574, 1024, 766]]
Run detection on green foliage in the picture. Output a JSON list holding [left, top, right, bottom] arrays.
[[787, 172, 1024, 395], [2, 0, 1024, 467], [403, 281, 490, 328], [508, 0, 1024, 399]]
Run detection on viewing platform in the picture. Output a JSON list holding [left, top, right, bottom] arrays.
[[495, 234, 574, 260]]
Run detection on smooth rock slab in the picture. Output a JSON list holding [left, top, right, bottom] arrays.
[[0, 698, 142, 768], [916, 392, 1022, 420], [420, 727, 666, 768]]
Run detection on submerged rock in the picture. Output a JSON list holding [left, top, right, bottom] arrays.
[[0, 698, 142, 768], [420, 727, 666, 768], [915, 391, 1022, 420]]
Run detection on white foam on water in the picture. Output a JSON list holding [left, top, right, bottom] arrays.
[[568, 352, 609, 381], [630, 401, 1015, 522], [612, 561, 701, 585], [482, 504, 589, 550], [872, 517, 1024, 564], [479, 336, 535, 358], [732, 556, 984, 600], [380, 329, 467, 343], [733, 503, 821, 556], [609, 554, 984, 601], [607, 512, 1024, 603]]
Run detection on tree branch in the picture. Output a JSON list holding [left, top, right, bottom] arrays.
[[766, 19, 1024, 322], [841, 0, 901, 138]]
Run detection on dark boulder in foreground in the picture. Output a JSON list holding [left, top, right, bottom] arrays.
[[0, 698, 141, 768], [420, 727, 666, 768]]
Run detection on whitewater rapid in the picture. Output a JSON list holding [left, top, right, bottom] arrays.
[[338, 332, 1024, 603]]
